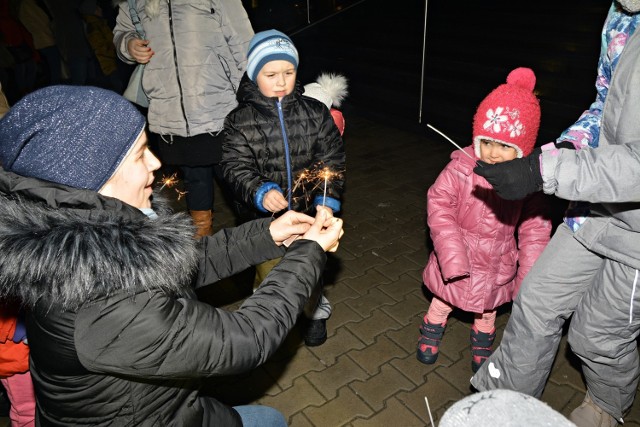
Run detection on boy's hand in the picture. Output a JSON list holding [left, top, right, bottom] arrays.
[[269, 211, 314, 246], [263, 189, 288, 213], [474, 148, 543, 200], [302, 207, 344, 252], [127, 38, 154, 64]]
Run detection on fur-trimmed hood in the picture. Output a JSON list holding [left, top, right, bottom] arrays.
[[0, 168, 198, 310]]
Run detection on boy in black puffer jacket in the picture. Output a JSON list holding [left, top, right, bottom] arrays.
[[222, 29, 346, 347]]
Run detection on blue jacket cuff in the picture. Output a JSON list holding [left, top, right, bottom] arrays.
[[255, 182, 283, 213], [313, 195, 340, 212]]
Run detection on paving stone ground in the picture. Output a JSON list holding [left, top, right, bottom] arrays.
[[5, 115, 636, 426], [191, 115, 640, 426]]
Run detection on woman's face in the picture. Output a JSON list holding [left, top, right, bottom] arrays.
[[99, 131, 161, 209]]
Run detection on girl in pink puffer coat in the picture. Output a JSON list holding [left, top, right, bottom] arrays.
[[417, 68, 552, 372]]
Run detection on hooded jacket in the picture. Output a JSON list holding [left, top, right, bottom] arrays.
[[423, 146, 552, 313], [113, 0, 253, 137], [222, 74, 345, 215], [0, 167, 325, 426], [541, 22, 640, 271]]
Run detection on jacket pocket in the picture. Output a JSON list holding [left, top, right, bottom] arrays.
[[495, 252, 517, 286]]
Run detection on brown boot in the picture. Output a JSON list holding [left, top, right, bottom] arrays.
[[569, 392, 619, 427], [190, 210, 213, 239]]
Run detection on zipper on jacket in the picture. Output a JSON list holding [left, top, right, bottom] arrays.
[[167, 1, 190, 136], [277, 100, 293, 210]]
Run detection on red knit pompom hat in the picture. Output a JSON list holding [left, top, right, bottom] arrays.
[[472, 67, 540, 158]]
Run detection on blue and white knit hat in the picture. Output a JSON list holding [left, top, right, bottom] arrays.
[[0, 85, 146, 191], [246, 29, 299, 82]]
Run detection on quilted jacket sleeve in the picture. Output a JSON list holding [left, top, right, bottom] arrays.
[[217, 0, 253, 77], [195, 218, 286, 288], [427, 160, 471, 281], [222, 115, 270, 210], [75, 238, 325, 379], [112, 2, 138, 64]]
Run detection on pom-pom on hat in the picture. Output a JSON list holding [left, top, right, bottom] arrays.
[[0, 85, 146, 191], [473, 67, 540, 158], [247, 29, 299, 82], [303, 73, 349, 110]]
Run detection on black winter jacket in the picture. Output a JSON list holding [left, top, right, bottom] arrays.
[[222, 74, 345, 215], [0, 167, 326, 426]]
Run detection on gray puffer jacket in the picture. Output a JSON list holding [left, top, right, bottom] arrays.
[[113, 0, 254, 137], [540, 27, 640, 270]]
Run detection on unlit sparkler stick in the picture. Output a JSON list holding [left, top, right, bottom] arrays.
[[424, 396, 435, 427], [427, 123, 476, 161]]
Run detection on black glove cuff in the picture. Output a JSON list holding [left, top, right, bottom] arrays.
[[529, 150, 543, 190]]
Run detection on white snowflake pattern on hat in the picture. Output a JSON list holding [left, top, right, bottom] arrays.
[[509, 120, 524, 137], [483, 106, 525, 137], [483, 107, 508, 133]]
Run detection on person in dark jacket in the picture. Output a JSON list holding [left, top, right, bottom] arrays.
[[221, 30, 346, 347], [0, 85, 344, 427]]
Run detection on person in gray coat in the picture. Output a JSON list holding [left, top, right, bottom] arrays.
[[113, 0, 254, 238], [471, 2, 640, 425], [0, 85, 344, 426]]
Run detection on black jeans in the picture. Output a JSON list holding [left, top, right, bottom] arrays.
[[181, 164, 225, 211]]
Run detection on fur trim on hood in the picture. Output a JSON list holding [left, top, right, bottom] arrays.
[[0, 169, 198, 310]]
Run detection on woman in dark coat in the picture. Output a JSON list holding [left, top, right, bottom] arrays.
[[0, 85, 343, 426]]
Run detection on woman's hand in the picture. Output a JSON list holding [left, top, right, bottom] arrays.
[[127, 38, 154, 64], [269, 210, 314, 246], [302, 207, 344, 252], [263, 189, 288, 213]]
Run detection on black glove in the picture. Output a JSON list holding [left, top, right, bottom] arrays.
[[474, 147, 543, 200]]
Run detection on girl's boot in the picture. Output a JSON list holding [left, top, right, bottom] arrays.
[[470, 325, 496, 373], [416, 321, 446, 364]]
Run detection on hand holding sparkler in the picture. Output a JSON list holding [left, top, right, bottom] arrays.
[[269, 210, 314, 246], [302, 207, 344, 252]]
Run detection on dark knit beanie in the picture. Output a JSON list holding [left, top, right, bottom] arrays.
[[0, 85, 146, 191]]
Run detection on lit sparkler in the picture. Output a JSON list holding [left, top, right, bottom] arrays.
[[157, 172, 179, 191], [287, 164, 344, 210]]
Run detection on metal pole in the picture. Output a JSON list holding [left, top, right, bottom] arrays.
[[418, 0, 428, 124]]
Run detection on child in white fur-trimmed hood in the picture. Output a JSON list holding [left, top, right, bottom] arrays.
[[303, 73, 348, 136]]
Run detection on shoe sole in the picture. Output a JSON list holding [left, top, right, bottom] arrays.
[[416, 350, 438, 365]]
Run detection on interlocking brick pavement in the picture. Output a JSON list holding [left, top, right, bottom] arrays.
[[198, 115, 640, 426]]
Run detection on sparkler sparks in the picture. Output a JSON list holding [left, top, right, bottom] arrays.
[[287, 164, 344, 209], [158, 172, 179, 191], [157, 172, 188, 200]]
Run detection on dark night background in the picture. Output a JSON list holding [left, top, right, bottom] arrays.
[[245, 0, 610, 145]]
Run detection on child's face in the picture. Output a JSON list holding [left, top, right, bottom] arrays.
[[256, 60, 297, 101], [479, 139, 518, 164]]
